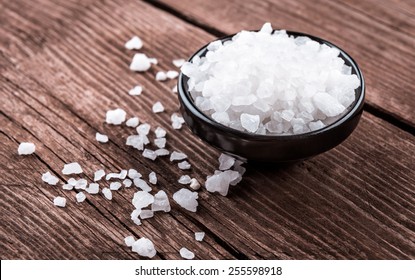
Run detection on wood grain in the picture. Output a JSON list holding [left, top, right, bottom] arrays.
[[0, 0, 414, 259], [155, 0, 415, 128]]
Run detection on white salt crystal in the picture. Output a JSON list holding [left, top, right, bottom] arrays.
[[218, 153, 235, 170], [126, 135, 145, 150], [86, 183, 99, 194], [189, 178, 201, 190], [173, 188, 198, 212], [195, 232, 205, 241], [62, 162, 83, 175], [106, 170, 128, 180], [131, 209, 141, 220], [259, 22, 273, 34], [173, 59, 185, 67], [155, 71, 167, 81], [154, 138, 166, 149], [148, 58, 158, 65], [137, 123, 151, 135], [171, 113, 185, 129], [205, 170, 240, 196], [75, 179, 87, 190], [148, 172, 157, 185], [140, 210, 154, 219], [152, 102, 164, 113], [143, 149, 157, 161], [18, 142, 35, 155], [128, 85, 143, 96], [178, 161, 191, 170], [166, 70, 179, 79], [96, 133, 109, 143], [126, 117, 139, 127], [179, 247, 195, 260], [170, 151, 187, 161], [155, 148, 169, 156], [110, 182, 122, 191], [62, 183, 73, 190], [53, 196, 66, 207], [76, 192, 86, 203], [94, 169, 105, 181], [124, 236, 135, 247], [123, 179, 132, 188], [132, 237, 156, 258], [313, 92, 346, 117], [309, 120, 325, 131], [155, 127, 167, 138], [240, 113, 260, 133], [130, 53, 151, 72], [106, 109, 126, 125], [68, 178, 77, 186], [133, 218, 142, 226], [102, 188, 112, 200], [151, 190, 171, 212], [125, 36, 143, 50], [128, 169, 142, 179], [178, 175, 192, 184], [134, 178, 152, 192], [132, 191, 154, 209], [42, 172, 59, 185]]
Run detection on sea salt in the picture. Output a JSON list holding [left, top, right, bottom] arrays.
[[134, 178, 152, 192], [152, 102, 164, 113], [102, 187, 112, 200], [110, 182, 122, 191], [182, 22, 360, 135], [68, 178, 77, 186], [143, 149, 157, 161], [86, 183, 99, 194], [155, 71, 167, 81], [140, 210, 154, 219], [133, 218, 142, 226], [178, 175, 192, 185], [123, 179, 133, 188], [96, 133, 109, 143], [132, 237, 156, 258], [53, 196, 66, 207], [155, 149, 169, 156], [179, 247, 195, 260], [125, 36, 143, 50], [218, 153, 235, 170], [62, 183, 73, 190], [178, 161, 191, 170], [18, 142, 36, 155], [154, 127, 166, 138], [205, 170, 240, 196], [126, 117, 139, 127], [173, 188, 198, 212], [148, 58, 158, 65], [74, 179, 88, 190], [128, 85, 143, 96], [94, 169, 105, 181], [130, 53, 151, 72], [106, 109, 126, 125], [151, 190, 171, 212], [148, 172, 157, 185], [154, 138, 166, 149], [128, 169, 142, 179], [42, 172, 59, 185], [106, 170, 127, 180], [76, 192, 86, 203], [132, 191, 154, 209], [62, 162, 83, 175], [170, 151, 187, 161], [171, 113, 185, 129], [166, 70, 179, 79], [172, 59, 185, 67], [124, 236, 135, 247], [195, 232, 205, 241], [137, 123, 151, 135], [189, 178, 201, 190]]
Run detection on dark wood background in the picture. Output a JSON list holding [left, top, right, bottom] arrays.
[[0, 0, 414, 259]]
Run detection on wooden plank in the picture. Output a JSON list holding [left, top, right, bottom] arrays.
[[1, 0, 414, 259], [155, 0, 415, 128]]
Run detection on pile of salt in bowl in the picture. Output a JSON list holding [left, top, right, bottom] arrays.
[[181, 22, 361, 134]]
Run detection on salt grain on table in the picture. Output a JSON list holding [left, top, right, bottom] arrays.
[[75, 179, 87, 190], [166, 70, 179, 79], [17, 142, 36, 155], [172, 59, 185, 67], [189, 178, 201, 190], [102, 187, 112, 200], [42, 171, 59, 185], [155, 148, 169, 156], [96, 133, 109, 143], [134, 178, 152, 192], [123, 179, 132, 188], [143, 149, 157, 161], [132, 237, 157, 258], [132, 191, 154, 209], [110, 182, 122, 191], [62, 162, 83, 175], [106, 108, 126, 125], [130, 53, 152, 72], [137, 123, 151, 135], [128, 169, 142, 179], [205, 170, 240, 196], [178, 161, 191, 170], [179, 247, 195, 260], [178, 175, 191, 184], [173, 188, 198, 212], [126, 117, 139, 127], [125, 36, 143, 50], [154, 127, 167, 138], [53, 196, 66, 207], [68, 178, 77, 186], [128, 85, 143, 96], [86, 183, 99, 194], [218, 153, 235, 170], [76, 192, 86, 203], [155, 71, 167, 81], [124, 236, 135, 247], [148, 172, 157, 185], [170, 151, 187, 161], [94, 169, 105, 181], [154, 138, 166, 149], [62, 183, 73, 190], [152, 102, 164, 113], [151, 190, 171, 212], [140, 210, 154, 219], [195, 232, 205, 241]]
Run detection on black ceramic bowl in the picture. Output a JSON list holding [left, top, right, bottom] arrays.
[[178, 31, 365, 162]]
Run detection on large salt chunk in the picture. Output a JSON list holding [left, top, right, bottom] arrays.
[[76, 192, 86, 203], [130, 53, 151, 72], [94, 169, 105, 181], [96, 133, 109, 143], [128, 85, 143, 96], [106, 109, 126, 125], [178, 175, 192, 184], [173, 188, 198, 212], [125, 36, 143, 50], [179, 247, 195, 260], [62, 162, 83, 175], [195, 232, 205, 241], [18, 142, 36, 155], [124, 236, 135, 247], [152, 102, 164, 113], [86, 183, 99, 194], [134, 178, 152, 192], [151, 190, 171, 212], [170, 151, 187, 161], [132, 191, 154, 209], [140, 210, 154, 219], [218, 153, 235, 170], [205, 170, 240, 196], [132, 237, 156, 258], [42, 172, 59, 185], [143, 149, 157, 161], [240, 113, 260, 133], [53, 196, 66, 207]]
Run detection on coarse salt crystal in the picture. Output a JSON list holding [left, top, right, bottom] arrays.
[[130, 53, 151, 72], [195, 232, 205, 241], [170, 151, 187, 161], [126, 117, 139, 127], [76, 191, 86, 203], [18, 142, 36, 155], [125, 36, 143, 50], [124, 236, 135, 247], [179, 247, 195, 260], [133, 218, 142, 226], [53, 196, 66, 207], [172, 59, 185, 67], [62, 183, 73, 190], [137, 123, 151, 135], [102, 187, 112, 200], [132, 237, 157, 258], [42, 172, 59, 185], [128, 169, 142, 179], [189, 178, 201, 190], [128, 85, 143, 96], [110, 182, 122, 190], [75, 179, 87, 190], [148, 172, 157, 185], [106, 170, 128, 180], [154, 138, 166, 149], [155, 148, 169, 156], [86, 183, 99, 194], [131, 209, 141, 220], [148, 58, 158, 65], [152, 102, 164, 113], [62, 162, 83, 175], [134, 178, 152, 192], [155, 127, 167, 138], [123, 179, 133, 188], [178, 175, 192, 184], [139, 210, 154, 219], [96, 133, 109, 143], [94, 169, 105, 181], [173, 188, 198, 212], [143, 149, 157, 161], [151, 190, 171, 212], [178, 161, 191, 170], [106, 109, 126, 125], [68, 178, 77, 186], [218, 153, 235, 170], [155, 71, 167, 81], [166, 70, 179, 79], [205, 170, 240, 196], [132, 191, 154, 209]]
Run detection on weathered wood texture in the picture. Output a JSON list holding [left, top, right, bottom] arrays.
[[156, 0, 415, 128], [0, 0, 414, 259]]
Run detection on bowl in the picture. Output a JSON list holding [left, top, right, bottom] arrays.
[[177, 31, 365, 162]]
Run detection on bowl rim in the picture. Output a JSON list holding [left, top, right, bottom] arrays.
[[178, 30, 365, 141]]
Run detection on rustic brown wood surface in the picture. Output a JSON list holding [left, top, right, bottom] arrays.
[[0, 0, 414, 260]]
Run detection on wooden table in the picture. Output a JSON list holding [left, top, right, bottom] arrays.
[[1, 0, 414, 260]]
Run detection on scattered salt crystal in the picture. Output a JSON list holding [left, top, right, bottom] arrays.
[[125, 36, 143, 50], [154, 138, 166, 149], [130, 53, 152, 72], [106, 109, 126, 125], [179, 247, 195, 260], [133, 218, 142, 225], [155, 127, 167, 138], [132, 237, 156, 258], [94, 169, 105, 181], [143, 149, 157, 161], [259, 22, 273, 34], [189, 178, 201, 190], [128, 85, 143, 96], [155, 148, 169, 156], [110, 182, 122, 191], [106, 170, 128, 180], [76, 192, 86, 203], [205, 170, 240, 196], [128, 169, 142, 179], [68, 178, 77, 186], [62, 183, 73, 190], [134, 178, 152, 192], [151, 190, 171, 212], [53, 196, 66, 207], [62, 162, 83, 175], [132, 191, 154, 209], [18, 142, 35, 155], [137, 123, 151, 135], [178, 175, 192, 184], [140, 210, 154, 219], [123, 179, 132, 188], [195, 232, 205, 241], [124, 236, 135, 247], [148, 172, 157, 185], [170, 151, 187, 161], [126, 117, 139, 127], [96, 133, 109, 143], [178, 161, 191, 170], [102, 187, 112, 200], [218, 153, 235, 170], [152, 102, 164, 113], [131, 209, 141, 220], [42, 172, 59, 185], [75, 179, 87, 190], [171, 113, 185, 129], [155, 71, 167, 81], [86, 183, 99, 194], [166, 70, 179, 79], [126, 135, 145, 150], [148, 58, 158, 65], [173, 188, 198, 212], [172, 59, 185, 67]]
